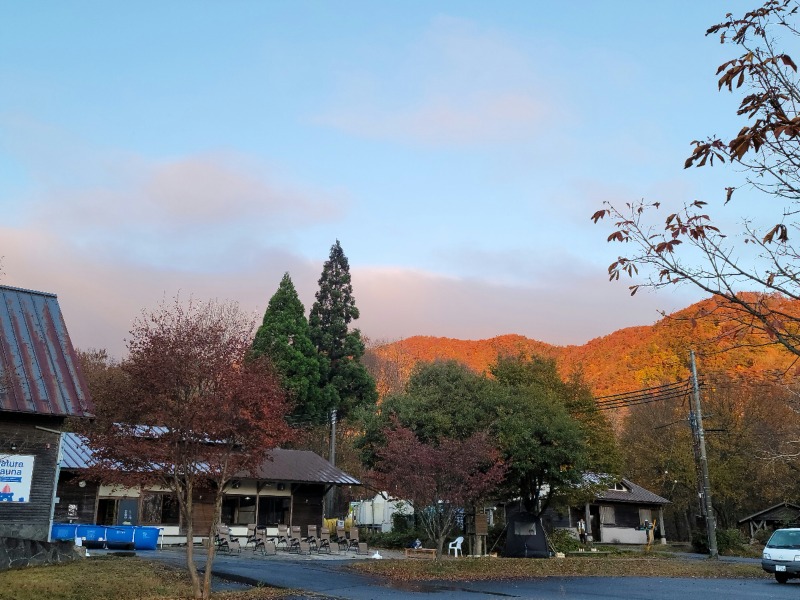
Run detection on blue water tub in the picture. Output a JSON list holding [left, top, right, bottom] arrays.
[[51, 523, 78, 541], [105, 526, 136, 549], [76, 524, 108, 548], [134, 526, 160, 550]]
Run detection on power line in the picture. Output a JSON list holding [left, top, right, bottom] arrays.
[[585, 380, 692, 412]]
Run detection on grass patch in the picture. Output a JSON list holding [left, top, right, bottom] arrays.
[[351, 555, 768, 582], [0, 556, 293, 600]]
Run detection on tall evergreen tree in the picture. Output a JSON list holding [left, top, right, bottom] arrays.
[[252, 273, 325, 424], [309, 240, 377, 419]]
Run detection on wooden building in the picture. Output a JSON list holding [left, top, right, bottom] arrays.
[[55, 434, 360, 545], [0, 285, 94, 541]]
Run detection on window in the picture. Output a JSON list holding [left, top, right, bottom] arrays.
[[258, 496, 290, 526], [141, 493, 180, 525], [609, 482, 628, 492], [600, 506, 616, 525], [221, 495, 256, 526]]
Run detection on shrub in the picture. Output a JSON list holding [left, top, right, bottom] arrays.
[[753, 528, 772, 545], [362, 528, 427, 550], [691, 528, 749, 555], [547, 528, 582, 553]]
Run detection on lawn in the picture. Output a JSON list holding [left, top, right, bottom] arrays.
[[351, 554, 768, 581], [0, 557, 292, 600]]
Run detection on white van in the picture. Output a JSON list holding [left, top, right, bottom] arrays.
[[762, 528, 800, 583]]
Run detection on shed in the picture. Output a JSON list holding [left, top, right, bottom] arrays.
[[738, 502, 800, 538], [0, 284, 93, 540]]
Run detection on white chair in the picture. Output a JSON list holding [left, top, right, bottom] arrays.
[[448, 536, 464, 557]]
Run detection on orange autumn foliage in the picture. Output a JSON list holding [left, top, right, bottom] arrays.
[[367, 296, 800, 401]]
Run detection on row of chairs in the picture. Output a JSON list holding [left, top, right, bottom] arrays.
[[216, 523, 366, 555]]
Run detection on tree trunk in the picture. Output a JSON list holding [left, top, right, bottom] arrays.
[[202, 489, 224, 600], [181, 481, 202, 600]]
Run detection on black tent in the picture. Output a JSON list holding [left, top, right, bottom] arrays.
[[503, 509, 550, 558]]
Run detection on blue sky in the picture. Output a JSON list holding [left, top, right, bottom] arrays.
[[0, 1, 756, 357]]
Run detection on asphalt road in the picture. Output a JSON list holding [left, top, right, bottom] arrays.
[[141, 547, 794, 600]]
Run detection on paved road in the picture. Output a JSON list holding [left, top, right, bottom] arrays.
[[141, 547, 794, 600]]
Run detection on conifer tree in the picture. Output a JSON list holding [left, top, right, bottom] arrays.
[[252, 272, 325, 424], [309, 240, 377, 419]]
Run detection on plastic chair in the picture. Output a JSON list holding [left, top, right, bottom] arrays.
[[448, 536, 464, 557]]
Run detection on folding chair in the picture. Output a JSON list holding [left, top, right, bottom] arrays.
[[305, 525, 318, 551], [276, 524, 290, 550], [288, 525, 302, 553], [317, 526, 332, 554], [215, 525, 240, 553], [347, 527, 361, 552], [244, 524, 258, 550], [335, 527, 348, 552]]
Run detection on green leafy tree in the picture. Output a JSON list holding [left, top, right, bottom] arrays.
[[491, 355, 621, 480], [491, 356, 589, 516], [252, 273, 325, 424], [356, 360, 500, 466], [360, 357, 591, 517], [309, 240, 377, 419]]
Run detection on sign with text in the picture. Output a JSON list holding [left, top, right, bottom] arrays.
[[0, 455, 35, 502]]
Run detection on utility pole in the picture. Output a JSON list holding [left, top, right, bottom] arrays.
[[326, 409, 337, 518], [689, 350, 718, 558], [329, 408, 337, 468]]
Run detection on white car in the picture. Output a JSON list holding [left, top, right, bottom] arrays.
[[762, 528, 800, 583]]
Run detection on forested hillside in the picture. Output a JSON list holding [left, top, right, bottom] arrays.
[[367, 296, 799, 400]]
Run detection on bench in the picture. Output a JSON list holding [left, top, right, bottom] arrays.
[[405, 548, 437, 559]]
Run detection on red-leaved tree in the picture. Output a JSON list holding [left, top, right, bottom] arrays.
[[370, 423, 505, 558], [84, 298, 293, 600]]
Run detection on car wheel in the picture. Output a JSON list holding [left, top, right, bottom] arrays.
[[775, 573, 789, 584]]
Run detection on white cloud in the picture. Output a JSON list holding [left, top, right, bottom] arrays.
[[316, 16, 562, 146]]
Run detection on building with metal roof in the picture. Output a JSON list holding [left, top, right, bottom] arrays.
[[0, 284, 93, 542], [55, 433, 360, 545], [0, 285, 93, 418]]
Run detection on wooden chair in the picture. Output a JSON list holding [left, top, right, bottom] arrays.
[[317, 527, 332, 554]]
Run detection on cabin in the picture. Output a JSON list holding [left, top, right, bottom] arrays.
[[55, 433, 360, 544], [547, 477, 670, 545], [0, 285, 94, 541]]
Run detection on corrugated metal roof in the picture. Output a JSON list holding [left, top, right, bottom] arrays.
[[252, 448, 361, 485], [61, 433, 360, 486], [595, 478, 670, 506], [61, 432, 94, 469], [0, 285, 93, 418]]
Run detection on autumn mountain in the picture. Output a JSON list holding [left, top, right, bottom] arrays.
[[366, 296, 799, 400]]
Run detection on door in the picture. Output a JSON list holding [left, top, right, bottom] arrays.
[[117, 498, 139, 525]]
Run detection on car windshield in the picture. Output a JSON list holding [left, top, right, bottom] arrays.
[[767, 530, 800, 549]]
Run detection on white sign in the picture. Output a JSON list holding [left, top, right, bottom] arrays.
[[0, 455, 35, 503]]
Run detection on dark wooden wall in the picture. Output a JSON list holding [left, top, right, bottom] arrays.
[[54, 472, 98, 524], [0, 415, 64, 540], [291, 483, 324, 532]]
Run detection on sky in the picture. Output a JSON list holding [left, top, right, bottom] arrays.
[[0, 1, 759, 358]]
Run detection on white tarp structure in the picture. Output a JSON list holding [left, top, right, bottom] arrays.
[[354, 493, 413, 532]]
